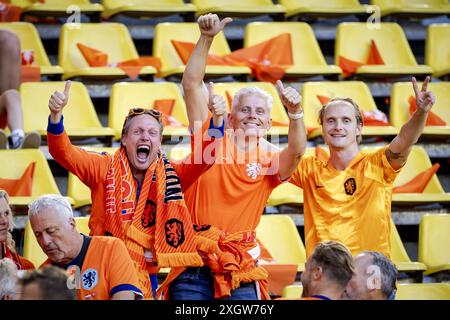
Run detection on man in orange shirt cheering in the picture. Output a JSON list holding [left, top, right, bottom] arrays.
[[47, 80, 227, 299], [158, 13, 307, 300], [291, 77, 436, 258]]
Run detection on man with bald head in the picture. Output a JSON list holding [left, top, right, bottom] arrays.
[[29, 194, 143, 300], [343, 251, 398, 300], [290, 77, 436, 258]]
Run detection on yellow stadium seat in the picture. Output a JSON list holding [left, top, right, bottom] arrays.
[[23, 216, 90, 268], [390, 82, 450, 138], [244, 22, 342, 80], [153, 22, 251, 79], [390, 220, 427, 277], [280, 0, 368, 19], [108, 82, 190, 140], [366, 145, 450, 205], [256, 214, 306, 272], [396, 283, 450, 300], [426, 24, 450, 78], [213, 82, 290, 136], [192, 0, 285, 18], [0, 149, 73, 208], [101, 0, 196, 19], [59, 23, 156, 80], [19, 81, 115, 143], [371, 0, 450, 18], [167, 145, 191, 162], [0, 22, 63, 77], [419, 214, 450, 275], [67, 147, 118, 208], [335, 22, 433, 79], [281, 284, 303, 298], [10, 0, 103, 19], [301, 81, 399, 139]]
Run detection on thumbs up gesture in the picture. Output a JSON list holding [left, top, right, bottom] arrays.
[[207, 82, 226, 128], [49, 80, 71, 123], [198, 13, 232, 38], [276, 80, 303, 115]]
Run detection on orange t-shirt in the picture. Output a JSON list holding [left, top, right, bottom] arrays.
[[184, 133, 282, 232], [43, 236, 143, 300], [291, 146, 401, 258], [2, 242, 35, 270]]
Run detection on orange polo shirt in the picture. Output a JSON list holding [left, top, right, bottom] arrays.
[[43, 235, 143, 300], [291, 146, 401, 258]]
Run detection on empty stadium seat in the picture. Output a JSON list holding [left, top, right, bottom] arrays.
[[301, 81, 399, 139], [59, 23, 156, 80], [67, 147, 118, 208], [335, 22, 432, 79], [192, 0, 285, 18], [0, 22, 63, 78], [10, 0, 103, 20], [378, 145, 450, 205], [244, 22, 342, 80], [153, 22, 251, 79], [19, 81, 115, 144], [281, 284, 302, 298], [371, 0, 450, 18], [419, 214, 450, 276], [108, 82, 190, 140], [280, 0, 368, 19], [23, 216, 90, 268], [426, 24, 450, 78], [101, 0, 196, 19], [0, 149, 73, 208], [390, 220, 427, 278], [256, 214, 306, 272], [396, 283, 450, 300], [212, 82, 291, 136], [390, 82, 450, 138]]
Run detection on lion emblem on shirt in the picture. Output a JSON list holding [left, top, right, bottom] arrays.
[[246, 162, 262, 180], [344, 178, 356, 195], [141, 199, 156, 228], [165, 218, 185, 248]]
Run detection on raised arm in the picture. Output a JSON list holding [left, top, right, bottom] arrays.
[[276, 80, 307, 181], [47, 80, 109, 186], [182, 13, 232, 132], [386, 76, 436, 170]]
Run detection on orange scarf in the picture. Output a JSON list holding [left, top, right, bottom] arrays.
[[158, 225, 271, 300], [104, 147, 203, 298]]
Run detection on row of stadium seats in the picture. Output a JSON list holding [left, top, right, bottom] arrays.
[[21, 213, 450, 285], [2, 146, 449, 209], [8, 0, 450, 20], [5, 81, 450, 144], [1, 21, 449, 79]]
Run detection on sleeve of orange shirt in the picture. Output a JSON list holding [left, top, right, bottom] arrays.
[[369, 145, 402, 185], [289, 156, 313, 188], [47, 116, 110, 187], [107, 238, 144, 300], [172, 116, 224, 191]]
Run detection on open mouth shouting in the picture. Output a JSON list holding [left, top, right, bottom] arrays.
[[136, 144, 151, 164]]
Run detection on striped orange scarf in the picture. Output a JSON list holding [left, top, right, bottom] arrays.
[[104, 147, 203, 298]]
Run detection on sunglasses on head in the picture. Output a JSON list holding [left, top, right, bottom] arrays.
[[127, 107, 162, 118]]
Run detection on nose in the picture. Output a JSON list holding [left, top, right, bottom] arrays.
[[41, 232, 53, 248]]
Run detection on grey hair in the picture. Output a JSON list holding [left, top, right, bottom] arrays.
[[232, 87, 273, 113], [364, 251, 398, 299], [28, 194, 73, 220], [0, 258, 18, 300]]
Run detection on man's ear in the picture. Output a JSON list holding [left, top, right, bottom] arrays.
[[313, 266, 323, 281]]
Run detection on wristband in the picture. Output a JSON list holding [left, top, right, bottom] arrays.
[[288, 111, 303, 120]]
